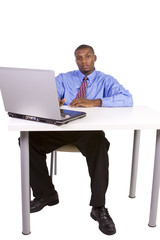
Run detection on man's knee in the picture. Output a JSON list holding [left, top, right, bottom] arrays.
[[85, 131, 110, 151]]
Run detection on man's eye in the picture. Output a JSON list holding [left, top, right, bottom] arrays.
[[86, 55, 90, 58]]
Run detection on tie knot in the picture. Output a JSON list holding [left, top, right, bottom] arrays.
[[83, 76, 88, 81]]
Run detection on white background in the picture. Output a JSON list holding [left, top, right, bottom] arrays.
[[0, 0, 160, 239]]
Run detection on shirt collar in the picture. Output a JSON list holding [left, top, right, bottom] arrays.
[[77, 69, 97, 83]]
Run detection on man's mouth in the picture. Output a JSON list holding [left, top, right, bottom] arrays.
[[82, 65, 88, 69]]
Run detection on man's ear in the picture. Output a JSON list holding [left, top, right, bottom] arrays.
[[94, 55, 97, 62]]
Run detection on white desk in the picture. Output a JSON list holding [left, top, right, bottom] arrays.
[[8, 106, 160, 234]]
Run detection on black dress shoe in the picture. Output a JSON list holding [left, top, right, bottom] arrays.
[[30, 191, 59, 213], [90, 207, 116, 235]]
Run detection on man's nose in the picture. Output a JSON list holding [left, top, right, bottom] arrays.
[[81, 57, 87, 63]]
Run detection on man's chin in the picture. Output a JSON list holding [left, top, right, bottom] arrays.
[[79, 67, 95, 75], [83, 70, 90, 74], [81, 69, 90, 75]]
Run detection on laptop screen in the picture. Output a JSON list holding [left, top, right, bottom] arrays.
[[0, 67, 62, 120]]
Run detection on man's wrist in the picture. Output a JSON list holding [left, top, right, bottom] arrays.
[[93, 99, 102, 107]]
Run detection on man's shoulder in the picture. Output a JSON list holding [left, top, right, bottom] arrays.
[[95, 70, 113, 79], [57, 70, 78, 78]]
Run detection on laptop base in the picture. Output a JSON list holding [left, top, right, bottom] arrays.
[[8, 109, 86, 126]]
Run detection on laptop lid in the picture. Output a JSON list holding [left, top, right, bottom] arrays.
[[0, 67, 86, 125]]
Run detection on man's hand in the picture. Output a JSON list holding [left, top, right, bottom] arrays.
[[69, 98, 102, 108], [58, 98, 66, 107]]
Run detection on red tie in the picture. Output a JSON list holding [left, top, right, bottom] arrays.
[[76, 76, 88, 98]]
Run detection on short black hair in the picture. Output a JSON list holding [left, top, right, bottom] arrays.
[[74, 44, 95, 55]]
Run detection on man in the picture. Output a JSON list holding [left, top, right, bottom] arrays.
[[29, 44, 133, 235]]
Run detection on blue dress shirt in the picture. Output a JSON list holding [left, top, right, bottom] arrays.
[[56, 69, 133, 107]]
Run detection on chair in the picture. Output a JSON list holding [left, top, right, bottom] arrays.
[[50, 144, 80, 178]]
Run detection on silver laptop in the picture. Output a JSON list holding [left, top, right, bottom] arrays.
[[0, 67, 86, 125]]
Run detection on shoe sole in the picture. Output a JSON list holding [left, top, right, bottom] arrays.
[[48, 199, 59, 206], [90, 212, 116, 235], [30, 199, 59, 213]]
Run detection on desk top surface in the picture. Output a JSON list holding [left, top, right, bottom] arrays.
[[8, 106, 160, 131]]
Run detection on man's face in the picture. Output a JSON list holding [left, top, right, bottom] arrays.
[[75, 47, 97, 75]]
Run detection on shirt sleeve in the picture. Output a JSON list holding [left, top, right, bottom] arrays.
[[55, 74, 65, 100], [100, 76, 133, 107]]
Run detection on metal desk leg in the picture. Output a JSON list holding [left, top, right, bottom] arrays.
[[149, 129, 160, 227], [50, 151, 57, 178], [129, 130, 141, 198], [20, 131, 31, 235]]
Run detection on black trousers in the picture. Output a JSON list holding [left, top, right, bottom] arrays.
[[29, 130, 110, 207]]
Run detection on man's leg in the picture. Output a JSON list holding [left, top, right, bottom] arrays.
[[29, 131, 73, 198], [29, 131, 73, 212], [74, 131, 110, 207], [74, 131, 116, 235]]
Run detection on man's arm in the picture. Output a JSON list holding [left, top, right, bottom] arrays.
[[100, 76, 133, 107], [70, 98, 102, 108]]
